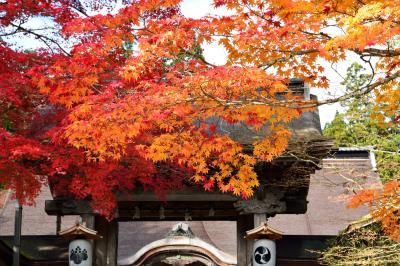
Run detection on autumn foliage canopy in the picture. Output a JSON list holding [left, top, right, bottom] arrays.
[[0, 0, 399, 229]]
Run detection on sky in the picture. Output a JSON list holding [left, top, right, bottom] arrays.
[[180, 0, 353, 128], [5, 0, 361, 128]]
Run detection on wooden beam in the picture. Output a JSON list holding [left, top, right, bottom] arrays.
[[45, 199, 94, 215], [234, 193, 286, 215], [237, 215, 254, 266], [115, 190, 238, 202], [46, 197, 308, 220]]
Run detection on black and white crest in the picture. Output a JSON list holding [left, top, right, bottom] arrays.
[[254, 246, 271, 264], [70, 246, 88, 264]]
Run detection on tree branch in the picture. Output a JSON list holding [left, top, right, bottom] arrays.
[[259, 49, 319, 69], [353, 48, 400, 57], [9, 23, 71, 57]]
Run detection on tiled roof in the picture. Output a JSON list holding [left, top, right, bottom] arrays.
[[0, 190, 10, 214], [268, 158, 380, 235], [0, 187, 76, 236]]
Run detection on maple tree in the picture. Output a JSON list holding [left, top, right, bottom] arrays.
[[0, 0, 399, 224]]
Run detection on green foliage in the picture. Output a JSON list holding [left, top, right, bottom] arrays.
[[323, 63, 400, 182]]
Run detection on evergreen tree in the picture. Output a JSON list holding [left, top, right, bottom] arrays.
[[321, 63, 400, 265], [324, 63, 400, 182]]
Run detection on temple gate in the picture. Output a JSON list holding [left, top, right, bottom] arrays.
[[44, 79, 332, 266]]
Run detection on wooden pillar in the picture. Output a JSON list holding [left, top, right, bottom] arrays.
[[56, 215, 61, 235], [81, 214, 96, 263], [237, 215, 254, 266], [13, 200, 22, 266], [94, 216, 118, 266], [253, 213, 267, 227], [82, 214, 95, 229]]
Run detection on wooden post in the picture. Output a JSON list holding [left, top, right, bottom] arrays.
[[94, 216, 118, 266], [237, 215, 253, 266], [82, 214, 95, 229], [253, 213, 267, 227], [56, 215, 61, 235], [81, 214, 96, 263], [13, 200, 22, 266]]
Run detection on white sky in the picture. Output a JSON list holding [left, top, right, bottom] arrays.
[[180, 0, 351, 127], [6, 0, 360, 127]]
